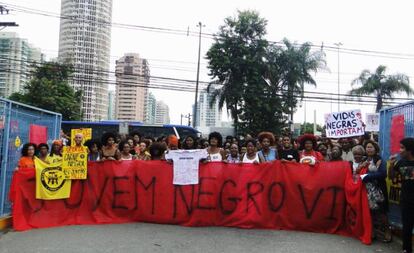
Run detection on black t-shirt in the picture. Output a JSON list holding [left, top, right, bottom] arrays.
[[393, 159, 414, 204], [279, 149, 299, 162]]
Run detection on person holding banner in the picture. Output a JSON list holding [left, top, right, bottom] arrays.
[[85, 139, 102, 162], [182, 135, 198, 150], [279, 135, 299, 162], [119, 141, 136, 161], [330, 145, 343, 161], [225, 143, 241, 163], [257, 132, 277, 162], [17, 143, 36, 170], [73, 133, 84, 147], [317, 143, 330, 161], [100, 132, 120, 161], [298, 134, 323, 164], [37, 143, 50, 164], [149, 142, 167, 160], [136, 140, 151, 161], [361, 140, 392, 243], [49, 140, 63, 164], [390, 138, 414, 253], [207, 132, 226, 162], [241, 139, 264, 164]]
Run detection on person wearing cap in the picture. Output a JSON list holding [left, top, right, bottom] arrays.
[[167, 135, 179, 151]]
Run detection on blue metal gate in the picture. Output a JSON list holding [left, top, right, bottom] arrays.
[[0, 98, 61, 217], [379, 101, 414, 229]]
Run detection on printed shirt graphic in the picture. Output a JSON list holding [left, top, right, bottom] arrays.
[[35, 157, 71, 200], [165, 149, 208, 185]]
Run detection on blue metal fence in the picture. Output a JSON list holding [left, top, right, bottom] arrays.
[[379, 101, 414, 160], [0, 98, 61, 217], [379, 101, 414, 229]]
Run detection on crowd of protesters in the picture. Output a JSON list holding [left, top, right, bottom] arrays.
[[16, 130, 414, 253]]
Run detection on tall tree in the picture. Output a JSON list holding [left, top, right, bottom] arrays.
[[350, 65, 412, 112], [9, 61, 82, 120], [207, 10, 278, 134]]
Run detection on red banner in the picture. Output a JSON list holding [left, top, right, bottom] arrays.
[[10, 161, 371, 244], [29, 124, 47, 145], [390, 114, 405, 155]]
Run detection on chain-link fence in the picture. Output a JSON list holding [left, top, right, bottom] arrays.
[[379, 101, 414, 229], [0, 98, 61, 217]]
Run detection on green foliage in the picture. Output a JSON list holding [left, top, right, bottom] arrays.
[[9, 61, 82, 120], [300, 122, 323, 135], [350, 65, 412, 112], [206, 10, 325, 135]]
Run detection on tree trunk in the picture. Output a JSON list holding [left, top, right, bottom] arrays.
[[376, 94, 383, 112]]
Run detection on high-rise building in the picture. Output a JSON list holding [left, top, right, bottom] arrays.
[[58, 0, 113, 121], [115, 53, 149, 122], [0, 32, 44, 97], [195, 89, 222, 127], [155, 101, 170, 125], [145, 92, 156, 124], [107, 90, 115, 120]]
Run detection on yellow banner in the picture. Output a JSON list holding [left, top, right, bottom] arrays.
[[386, 161, 401, 204], [35, 157, 71, 200], [62, 146, 88, 179], [70, 128, 92, 146]]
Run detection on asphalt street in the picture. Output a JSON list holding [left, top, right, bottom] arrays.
[[0, 223, 402, 253]]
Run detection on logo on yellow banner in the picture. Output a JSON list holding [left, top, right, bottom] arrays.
[[35, 158, 71, 200], [40, 166, 67, 192]]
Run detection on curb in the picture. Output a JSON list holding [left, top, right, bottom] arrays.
[[0, 216, 12, 231]]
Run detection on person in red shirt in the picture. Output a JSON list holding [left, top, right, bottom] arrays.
[[298, 134, 324, 164], [17, 143, 37, 170]]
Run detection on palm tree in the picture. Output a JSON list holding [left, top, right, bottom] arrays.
[[271, 39, 326, 121], [350, 65, 412, 112]]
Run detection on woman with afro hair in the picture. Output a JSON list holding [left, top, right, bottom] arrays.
[[257, 132, 277, 162], [100, 132, 121, 161], [298, 134, 324, 164], [207, 132, 226, 162]]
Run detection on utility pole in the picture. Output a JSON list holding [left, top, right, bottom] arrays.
[[334, 42, 343, 112], [193, 22, 204, 128], [0, 6, 18, 30]]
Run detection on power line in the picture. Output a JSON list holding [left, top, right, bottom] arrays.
[[2, 68, 406, 107], [2, 56, 413, 103], [5, 1, 414, 60]]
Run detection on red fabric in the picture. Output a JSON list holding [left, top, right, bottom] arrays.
[[10, 161, 371, 244], [29, 124, 47, 145], [390, 115, 405, 154]]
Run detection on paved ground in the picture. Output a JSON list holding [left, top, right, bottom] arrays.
[[0, 223, 402, 253]]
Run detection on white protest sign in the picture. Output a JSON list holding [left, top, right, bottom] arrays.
[[365, 113, 379, 132], [325, 109, 365, 138]]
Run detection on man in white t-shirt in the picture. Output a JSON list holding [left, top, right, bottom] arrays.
[[165, 149, 208, 185]]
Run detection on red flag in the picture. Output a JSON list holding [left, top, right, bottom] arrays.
[[390, 115, 405, 154], [29, 124, 47, 144]]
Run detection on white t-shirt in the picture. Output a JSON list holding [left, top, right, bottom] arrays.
[[165, 149, 208, 185], [242, 153, 260, 163]]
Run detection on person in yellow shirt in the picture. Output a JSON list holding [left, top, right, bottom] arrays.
[[48, 140, 63, 163]]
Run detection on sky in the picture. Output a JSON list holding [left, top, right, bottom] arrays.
[[3, 0, 414, 125]]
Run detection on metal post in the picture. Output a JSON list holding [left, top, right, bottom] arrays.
[[334, 42, 342, 112], [193, 22, 203, 128], [0, 101, 12, 215]]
